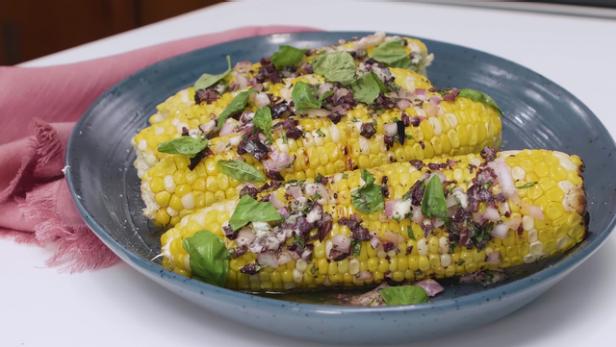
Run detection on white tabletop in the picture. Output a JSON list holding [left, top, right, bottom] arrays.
[[6, 1, 616, 346]]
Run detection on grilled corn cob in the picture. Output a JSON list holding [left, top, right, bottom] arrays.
[[133, 32, 432, 178], [138, 88, 501, 226], [133, 33, 503, 227], [160, 149, 586, 291]]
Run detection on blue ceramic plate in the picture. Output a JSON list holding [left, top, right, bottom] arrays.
[[66, 32, 616, 344]]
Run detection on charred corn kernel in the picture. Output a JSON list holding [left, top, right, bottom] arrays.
[[160, 150, 585, 291]]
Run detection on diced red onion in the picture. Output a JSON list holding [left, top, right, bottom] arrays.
[[269, 193, 284, 209], [334, 87, 350, 100], [263, 150, 293, 172], [416, 279, 444, 297], [507, 216, 522, 231], [352, 31, 385, 50], [257, 252, 279, 268], [429, 96, 441, 105], [305, 108, 330, 117], [278, 207, 289, 217], [239, 111, 255, 124], [232, 71, 250, 89], [446, 194, 459, 208], [286, 185, 304, 200], [487, 251, 501, 265], [316, 183, 330, 202], [301, 249, 312, 261], [412, 207, 424, 224], [236, 228, 256, 247], [198, 120, 216, 135], [229, 135, 241, 147], [369, 236, 380, 249], [235, 61, 252, 73], [306, 204, 323, 224], [483, 207, 500, 222], [332, 234, 351, 253], [415, 88, 426, 97], [425, 103, 439, 118], [433, 219, 445, 228], [254, 92, 270, 108], [382, 231, 404, 245], [384, 123, 398, 137], [491, 223, 509, 239], [220, 118, 239, 136], [397, 99, 412, 110], [472, 212, 484, 224], [384, 200, 397, 219], [318, 83, 333, 98], [359, 136, 370, 153], [488, 158, 516, 198], [277, 251, 294, 265], [526, 204, 545, 220]]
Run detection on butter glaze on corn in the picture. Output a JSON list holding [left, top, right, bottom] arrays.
[[161, 150, 586, 291]]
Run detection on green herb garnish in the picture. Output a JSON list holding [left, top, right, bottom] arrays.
[[194, 55, 232, 90], [516, 181, 538, 189], [421, 175, 448, 220], [369, 39, 410, 68], [271, 45, 306, 70], [217, 88, 253, 127], [380, 285, 428, 305], [253, 106, 273, 142], [217, 160, 265, 183], [228, 195, 283, 231], [158, 136, 208, 156], [352, 239, 362, 256], [183, 230, 229, 286], [406, 226, 416, 240], [351, 169, 384, 213], [458, 88, 502, 114], [351, 72, 383, 105], [315, 129, 325, 137], [292, 81, 322, 111], [312, 51, 356, 84]]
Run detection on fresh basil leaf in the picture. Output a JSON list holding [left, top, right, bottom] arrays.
[[351, 72, 383, 104], [312, 51, 356, 84], [362, 168, 375, 185], [352, 239, 361, 256], [229, 195, 283, 231], [370, 39, 410, 68], [183, 230, 229, 286], [158, 136, 208, 156], [516, 181, 537, 189], [421, 175, 448, 220], [351, 170, 384, 213], [194, 55, 232, 90], [271, 45, 306, 70], [253, 106, 273, 141], [380, 285, 428, 305], [292, 81, 322, 111], [217, 160, 265, 183], [217, 89, 253, 127], [407, 226, 416, 240], [458, 88, 502, 114]]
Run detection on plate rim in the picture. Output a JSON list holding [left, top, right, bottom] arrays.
[[66, 30, 616, 314]]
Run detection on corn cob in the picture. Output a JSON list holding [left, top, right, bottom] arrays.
[[138, 87, 501, 226], [132, 33, 432, 178], [160, 149, 586, 291], [133, 33, 502, 226]]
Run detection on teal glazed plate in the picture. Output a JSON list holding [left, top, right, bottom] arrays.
[[65, 32, 616, 344]]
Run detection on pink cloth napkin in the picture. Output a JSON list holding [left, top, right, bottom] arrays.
[[0, 25, 316, 271]]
